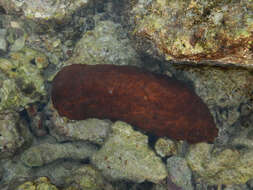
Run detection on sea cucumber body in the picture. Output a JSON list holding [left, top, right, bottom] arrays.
[[51, 64, 218, 143]]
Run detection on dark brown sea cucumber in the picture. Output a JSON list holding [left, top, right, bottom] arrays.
[[51, 64, 218, 143]]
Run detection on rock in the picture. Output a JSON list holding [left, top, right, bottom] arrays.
[[50, 110, 112, 145], [230, 127, 253, 149], [64, 165, 114, 190], [10, 32, 27, 52], [0, 111, 32, 159], [91, 121, 167, 183], [6, 26, 27, 52], [15, 177, 58, 190], [166, 156, 193, 190], [155, 138, 177, 157], [65, 20, 141, 66], [0, 158, 85, 188], [0, 47, 48, 111], [0, 0, 95, 23], [0, 158, 31, 189], [151, 183, 168, 190], [247, 178, 253, 189], [26, 104, 48, 137], [131, 0, 253, 67], [169, 65, 253, 144], [151, 177, 184, 190], [186, 142, 253, 185], [0, 29, 7, 52], [223, 184, 249, 190], [21, 142, 97, 167], [174, 66, 253, 109], [29, 161, 82, 187]]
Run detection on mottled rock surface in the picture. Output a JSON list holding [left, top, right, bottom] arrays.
[[155, 138, 177, 157], [91, 121, 167, 183], [65, 20, 141, 66], [0, 0, 252, 189], [0, 29, 7, 52], [21, 142, 97, 167], [186, 142, 253, 185], [0, 159, 85, 189], [131, 0, 253, 67], [64, 165, 114, 190], [0, 15, 29, 53], [15, 177, 58, 190], [0, 158, 31, 189], [167, 156, 193, 190], [0, 47, 48, 111], [26, 104, 48, 137], [223, 184, 250, 190], [230, 126, 253, 149], [0, 0, 93, 22], [50, 110, 112, 145], [0, 112, 32, 159], [169, 65, 253, 144]]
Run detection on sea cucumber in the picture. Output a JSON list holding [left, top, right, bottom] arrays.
[[51, 64, 218, 143]]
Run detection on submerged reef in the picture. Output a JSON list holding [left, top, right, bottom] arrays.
[[186, 142, 253, 185], [131, 0, 253, 67], [0, 47, 48, 111], [0, 0, 94, 23], [51, 64, 218, 143], [91, 121, 167, 183], [0, 111, 32, 159], [0, 0, 253, 189], [66, 20, 141, 67]]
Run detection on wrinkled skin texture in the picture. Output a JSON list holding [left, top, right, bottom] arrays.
[[51, 64, 218, 143]]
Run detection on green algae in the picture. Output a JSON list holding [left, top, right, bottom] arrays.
[[0, 47, 48, 111], [132, 0, 253, 66], [16, 177, 58, 190]]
